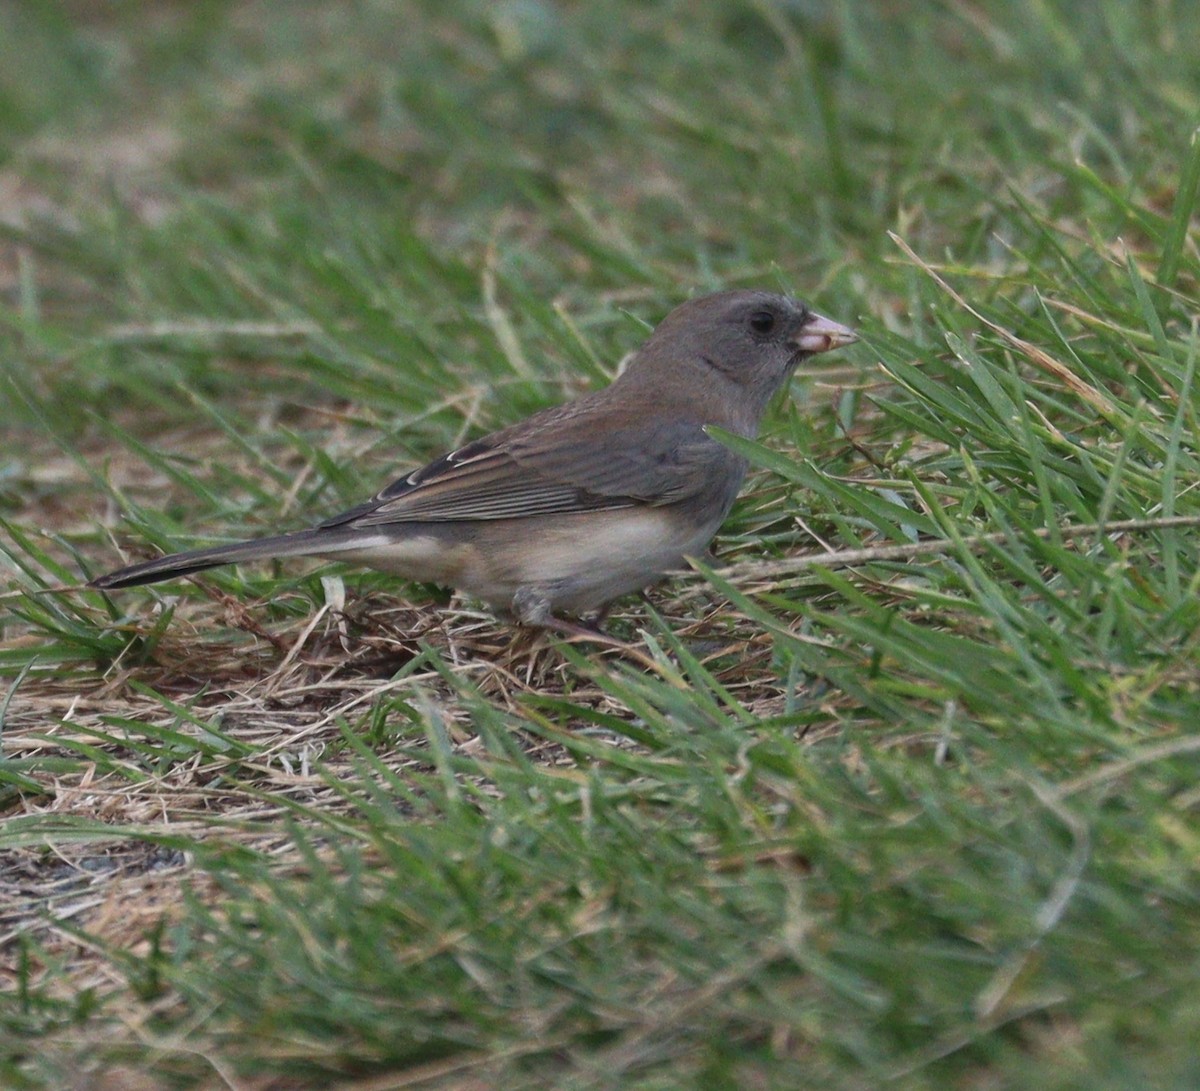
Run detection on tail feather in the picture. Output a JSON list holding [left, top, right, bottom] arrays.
[[89, 528, 355, 590]]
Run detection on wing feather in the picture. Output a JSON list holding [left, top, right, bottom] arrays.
[[318, 404, 742, 530]]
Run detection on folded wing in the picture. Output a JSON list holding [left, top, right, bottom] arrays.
[[320, 410, 739, 529]]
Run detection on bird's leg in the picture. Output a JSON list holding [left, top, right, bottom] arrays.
[[511, 587, 629, 649]]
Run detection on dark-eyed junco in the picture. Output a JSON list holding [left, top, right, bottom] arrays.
[[90, 290, 856, 634]]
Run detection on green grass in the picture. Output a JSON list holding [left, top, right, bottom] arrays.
[[3, 1, 1200, 1087]]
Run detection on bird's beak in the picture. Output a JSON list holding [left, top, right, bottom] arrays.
[[791, 313, 858, 355]]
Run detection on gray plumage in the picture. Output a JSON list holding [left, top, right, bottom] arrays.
[[90, 290, 857, 631]]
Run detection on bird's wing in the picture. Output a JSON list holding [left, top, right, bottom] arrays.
[[319, 414, 738, 529]]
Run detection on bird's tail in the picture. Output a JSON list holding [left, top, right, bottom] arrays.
[[89, 527, 363, 590]]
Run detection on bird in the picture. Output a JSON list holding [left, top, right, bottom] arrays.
[[90, 290, 857, 636]]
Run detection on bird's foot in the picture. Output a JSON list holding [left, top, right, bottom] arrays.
[[510, 588, 646, 656]]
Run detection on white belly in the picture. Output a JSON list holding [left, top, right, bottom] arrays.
[[328, 508, 717, 616]]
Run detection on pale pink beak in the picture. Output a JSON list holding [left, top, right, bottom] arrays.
[[792, 312, 858, 355]]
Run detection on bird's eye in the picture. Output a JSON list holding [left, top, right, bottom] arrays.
[[749, 310, 776, 335]]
